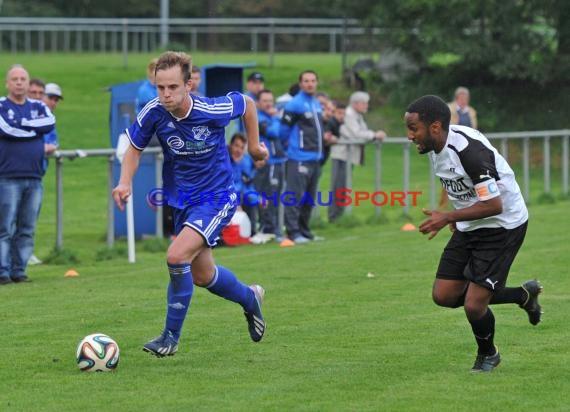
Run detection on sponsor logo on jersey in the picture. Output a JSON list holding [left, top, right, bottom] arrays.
[[166, 135, 185, 150]]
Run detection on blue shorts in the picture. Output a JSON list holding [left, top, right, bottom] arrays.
[[173, 192, 237, 247]]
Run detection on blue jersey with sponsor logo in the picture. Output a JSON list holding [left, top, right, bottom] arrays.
[[126, 92, 246, 208]]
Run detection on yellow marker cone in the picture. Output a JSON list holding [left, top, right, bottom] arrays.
[[64, 269, 79, 277], [401, 223, 417, 232]]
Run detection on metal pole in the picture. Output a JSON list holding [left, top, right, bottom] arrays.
[[345, 145, 353, 216], [501, 138, 508, 161], [268, 19, 275, 68], [122, 18, 128, 69], [55, 157, 64, 249], [251, 30, 258, 53], [523, 138, 530, 202], [191, 28, 197, 51], [374, 142, 382, 217], [562, 135, 569, 196], [107, 155, 115, 248], [341, 16, 348, 77], [160, 0, 170, 48], [543, 136, 551, 194], [126, 197, 136, 263]]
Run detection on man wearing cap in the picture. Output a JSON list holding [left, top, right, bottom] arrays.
[[0, 64, 55, 284], [328, 91, 386, 223], [245, 72, 265, 101], [42, 83, 63, 157]]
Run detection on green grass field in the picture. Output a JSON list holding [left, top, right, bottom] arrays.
[[1, 53, 569, 411]]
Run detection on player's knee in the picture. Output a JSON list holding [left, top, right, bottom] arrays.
[[166, 249, 186, 265], [463, 301, 487, 320], [432, 290, 462, 308]]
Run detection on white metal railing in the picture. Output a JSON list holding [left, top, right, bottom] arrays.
[[48, 129, 569, 251], [0, 17, 382, 56]]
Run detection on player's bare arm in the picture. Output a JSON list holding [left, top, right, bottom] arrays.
[[112, 145, 143, 211], [242, 95, 269, 161], [420, 196, 503, 239]]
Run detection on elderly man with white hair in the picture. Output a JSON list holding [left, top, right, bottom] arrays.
[[328, 91, 386, 223]]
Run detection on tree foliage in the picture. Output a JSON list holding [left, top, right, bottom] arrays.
[[349, 0, 568, 85], [2, 0, 567, 85]]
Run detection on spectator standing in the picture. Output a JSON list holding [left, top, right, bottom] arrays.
[[42, 83, 63, 157], [0, 64, 55, 284], [448, 87, 477, 129], [136, 58, 159, 113], [190, 65, 202, 96], [322, 100, 345, 167], [244, 72, 265, 101], [252, 89, 286, 243], [329, 92, 385, 223], [280, 70, 325, 244], [441, 87, 479, 209], [28, 78, 45, 100], [24, 82, 63, 266]]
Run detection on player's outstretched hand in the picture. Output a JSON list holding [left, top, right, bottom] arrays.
[[419, 208, 449, 240], [112, 183, 131, 211]]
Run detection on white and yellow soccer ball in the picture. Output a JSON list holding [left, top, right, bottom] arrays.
[[76, 333, 120, 372]]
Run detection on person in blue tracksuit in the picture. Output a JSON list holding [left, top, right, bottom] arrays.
[[279, 70, 325, 243], [254, 89, 287, 241]]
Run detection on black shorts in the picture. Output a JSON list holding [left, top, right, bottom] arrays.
[[436, 221, 528, 291]]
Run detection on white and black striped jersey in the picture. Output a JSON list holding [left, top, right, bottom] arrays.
[[429, 125, 528, 231]]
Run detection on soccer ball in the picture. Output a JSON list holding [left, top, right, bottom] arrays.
[[76, 333, 120, 372]]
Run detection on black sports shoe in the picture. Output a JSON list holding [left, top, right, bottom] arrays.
[[244, 285, 266, 342], [471, 347, 501, 372], [0, 277, 13, 285], [143, 330, 179, 357], [11, 275, 31, 283], [520, 280, 543, 326]]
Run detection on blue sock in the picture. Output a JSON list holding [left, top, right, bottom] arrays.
[[165, 263, 193, 341], [205, 266, 255, 312]]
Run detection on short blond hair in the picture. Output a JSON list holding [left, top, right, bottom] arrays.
[[155, 51, 192, 83]]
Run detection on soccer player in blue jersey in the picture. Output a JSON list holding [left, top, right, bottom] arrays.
[[112, 51, 268, 357], [0, 64, 55, 284]]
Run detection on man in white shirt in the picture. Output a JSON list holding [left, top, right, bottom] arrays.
[[405, 94, 542, 373]]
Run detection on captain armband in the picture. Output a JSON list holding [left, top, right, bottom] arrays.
[[474, 178, 500, 201]]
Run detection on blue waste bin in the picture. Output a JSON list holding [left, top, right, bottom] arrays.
[[199, 63, 255, 97], [109, 80, 157, 239], [199, 63, 256, 139]]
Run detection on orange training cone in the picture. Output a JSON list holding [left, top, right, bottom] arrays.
[[64, 269, 79, 277], [401, 223, 417, 232]]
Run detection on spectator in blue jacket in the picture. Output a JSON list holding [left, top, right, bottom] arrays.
[[252, 89, 286, 244], [136, 58, 158, 114], [280, 70, 325, 244], [0, 64, 55, 284]]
